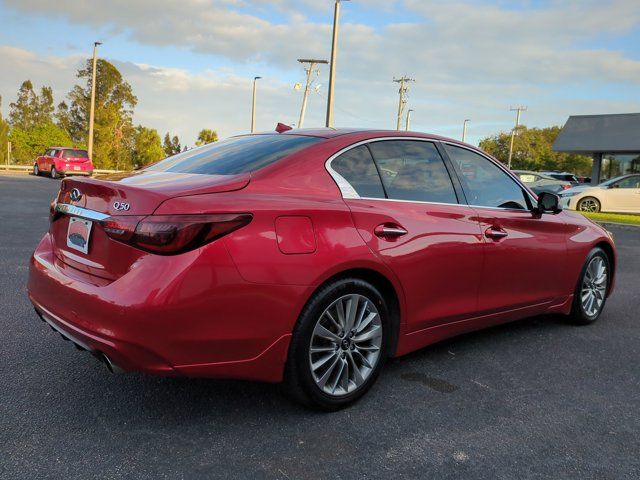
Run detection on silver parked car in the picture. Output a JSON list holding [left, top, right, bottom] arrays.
[[513, 170, 572, 195]]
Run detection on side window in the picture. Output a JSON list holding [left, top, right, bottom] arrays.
[[444, 144, 529, 210], [331, 145, 385, 199], [368, 140, 458, 204], [615, 176, 640, 189]]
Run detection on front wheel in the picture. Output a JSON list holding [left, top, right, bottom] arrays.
[[577, 196, 601, 213], [569, 248, 611, 325], [283, 278, 389, 410], [33, 164, 39, 176], [50, 167, 60, 179]]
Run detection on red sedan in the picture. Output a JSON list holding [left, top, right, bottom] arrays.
[[33, 147, 94, 179], [28, 129, 615, 410]]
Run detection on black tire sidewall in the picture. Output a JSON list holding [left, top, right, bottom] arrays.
[[51, 167, 57, 179], [33, 164, 39, 176], [287, 278, 390, 410], [572, 248, 610, 324]]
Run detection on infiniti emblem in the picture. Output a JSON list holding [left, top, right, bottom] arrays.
[[70, 188, 82, 202]]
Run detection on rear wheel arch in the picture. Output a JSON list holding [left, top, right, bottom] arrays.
[[300, 268, 402, 357]]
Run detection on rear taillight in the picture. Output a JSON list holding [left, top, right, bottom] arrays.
[[101, 214, 252, 255], [561, 184, 571, 190]]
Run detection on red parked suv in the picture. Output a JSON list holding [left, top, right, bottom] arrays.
[[28, 129, 616, 410], [33, 147, 94, 179]]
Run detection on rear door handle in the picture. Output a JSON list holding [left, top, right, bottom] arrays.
[[484, 227, 508, 239], [374, 224, 408, 239]]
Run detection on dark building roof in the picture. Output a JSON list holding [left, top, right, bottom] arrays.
[[553, 113, 640, 153]]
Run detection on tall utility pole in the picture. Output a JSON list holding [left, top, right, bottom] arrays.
[[297, 59, 327, 128], [405, 109, 414, 131], [507, 106, 527, 169], [326, 0, 348, 128], [462, 119, 470, 142], [6, 141, 11, 170], [393, 76, 414, 130], [88, 41, 102, 160], [251, 76, 261, 133]]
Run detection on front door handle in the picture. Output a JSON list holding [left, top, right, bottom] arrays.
[[484, 227, 508, 239], [374, 223, 408, 239]]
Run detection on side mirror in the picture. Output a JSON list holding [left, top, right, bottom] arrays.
[[535, 191, 562, 214]]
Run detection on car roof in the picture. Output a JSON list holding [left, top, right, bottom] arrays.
[[257, 127, 464, 144], [48, 146, 86, 150]]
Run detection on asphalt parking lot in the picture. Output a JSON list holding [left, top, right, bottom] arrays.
[[1, 174, 639, 479]]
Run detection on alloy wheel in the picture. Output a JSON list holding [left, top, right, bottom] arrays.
[[581, 256, 607, 317], [308, 294, 383, 397], [578, 198, 600, 212]]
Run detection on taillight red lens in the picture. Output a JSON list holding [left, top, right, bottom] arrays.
[[102, 216, 145, 242], [562, 184, 571, 190], [101, 214, 252, 255]]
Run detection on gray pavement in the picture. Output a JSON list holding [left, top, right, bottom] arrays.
[[1, 174, 639, 479]]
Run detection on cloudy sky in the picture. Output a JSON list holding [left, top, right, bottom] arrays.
[[0, 0, 639, 146]]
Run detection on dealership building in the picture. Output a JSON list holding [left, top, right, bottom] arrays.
[[553, 113, 640, 185]]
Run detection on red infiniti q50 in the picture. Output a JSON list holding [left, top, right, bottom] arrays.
[[28, 129, 616, 410]]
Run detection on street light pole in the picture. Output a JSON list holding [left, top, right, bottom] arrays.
[[88, 41, 102, 160], [462, 119, 470, 142], [251, 76, 261, 133], [298, 59, 327, 128], [405, 109, 414, 131], [326, 0, 347, 128], [507, 106, 527, 169]]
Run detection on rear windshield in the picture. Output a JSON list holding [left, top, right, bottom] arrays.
[[145, 135, 322, 175], [62, 149, 89, 158]]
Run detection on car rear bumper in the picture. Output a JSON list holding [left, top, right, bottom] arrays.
[[60, 170, 93, 176], [27, 232, 305, 382]]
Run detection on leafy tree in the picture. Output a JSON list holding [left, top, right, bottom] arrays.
[[35, 86, 55, 125], [55, 101, 73, 137], [479, 125, 592, 176], [162, 132, 181, 156], [9, 122, 72, 165], [9, 80, 38, 130], [65, 58, 137, 169], [133, 126, 165, 167], [195, 129, 218, 146], [0, 96, 9, 165]]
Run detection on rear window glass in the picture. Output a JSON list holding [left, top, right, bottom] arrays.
[[62, 149, 89, 158], [145, 135, 322, 175]]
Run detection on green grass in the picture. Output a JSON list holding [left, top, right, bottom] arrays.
[[578, 211, 640, 226]]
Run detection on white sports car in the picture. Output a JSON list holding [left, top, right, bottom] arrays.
[[560, 174, 640, 213]]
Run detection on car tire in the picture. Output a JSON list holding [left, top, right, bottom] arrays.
[[568, 247, 611, 325], [33, 164, 39, 176], [282, 278, 390, 411], [50, 167, 60, 179], [577, 196, 601, 213]]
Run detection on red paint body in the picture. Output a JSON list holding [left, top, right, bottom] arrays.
[[28, 130, 616, 382], [35, 147, 94, 176]]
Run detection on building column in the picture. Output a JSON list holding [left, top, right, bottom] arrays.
[[591, 153, 602, 185]]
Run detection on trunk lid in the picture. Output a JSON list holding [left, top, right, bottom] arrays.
[[57, 170, 250, 216], [51, 170, 250, 280]]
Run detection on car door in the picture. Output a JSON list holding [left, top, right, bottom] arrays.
[[328, 139, 484, 332], [38, 149, 51, 171], [603, 175, 640, 212], [443, 143, 570, 315]]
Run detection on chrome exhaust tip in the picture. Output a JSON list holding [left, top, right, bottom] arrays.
[[102, 354, 125, 374]]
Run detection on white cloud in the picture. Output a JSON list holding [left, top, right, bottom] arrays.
[[1, 0, 640, 145]]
